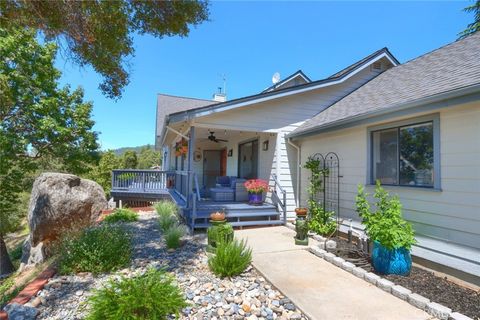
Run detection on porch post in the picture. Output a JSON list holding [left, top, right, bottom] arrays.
[[187, 126, 195, 208]]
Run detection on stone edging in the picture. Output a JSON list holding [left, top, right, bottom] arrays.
[[0, 267, 56, 320], [307, 246, 473, 320]]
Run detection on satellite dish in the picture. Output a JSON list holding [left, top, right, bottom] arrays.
[[272, 72, 281, 84]]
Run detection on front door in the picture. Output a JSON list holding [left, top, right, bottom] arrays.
[[238, 139, 258, 179], [203, 150, 227, 189]]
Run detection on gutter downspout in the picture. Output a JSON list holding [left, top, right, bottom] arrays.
[[287, 137, 301, 208]]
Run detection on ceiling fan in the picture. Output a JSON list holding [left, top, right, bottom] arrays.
[[208, 131, 228, 143]]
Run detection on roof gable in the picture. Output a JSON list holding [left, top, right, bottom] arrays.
[[262, 70, 311, 93], [290, 32, 480, 137], [167, 48, 398, 123]]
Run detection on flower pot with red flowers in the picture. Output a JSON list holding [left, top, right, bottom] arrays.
[[244, 179, 269, 206]]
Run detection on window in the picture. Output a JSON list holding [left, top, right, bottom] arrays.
[[370, 116, 439, 188]]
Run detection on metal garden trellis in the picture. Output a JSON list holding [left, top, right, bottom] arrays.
[[309, 152, 340, 235]]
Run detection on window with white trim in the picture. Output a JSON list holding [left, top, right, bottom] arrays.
[[370, 116, 439, 188]]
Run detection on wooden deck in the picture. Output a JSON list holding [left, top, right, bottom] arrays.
[[110, 169, 286, 230]]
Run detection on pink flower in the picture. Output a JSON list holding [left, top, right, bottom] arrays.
[[244, 179, 269, 193]]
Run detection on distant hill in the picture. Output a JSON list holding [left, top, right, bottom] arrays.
[[112, 144, 155, 156]]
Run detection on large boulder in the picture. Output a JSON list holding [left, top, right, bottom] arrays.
[[21, 173, 107, 267]]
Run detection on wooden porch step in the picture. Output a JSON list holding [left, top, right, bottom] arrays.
[[193, 210, 279, 219], [193, 219, 284, 229]]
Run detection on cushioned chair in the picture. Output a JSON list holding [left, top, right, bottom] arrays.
[[210, 176, 247, 202]]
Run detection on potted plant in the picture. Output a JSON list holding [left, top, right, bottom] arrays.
[[356, 181, 416, 275], [210, 211, 226, 222], [295, 207, 308, 217], [244, 179, 269, 205]]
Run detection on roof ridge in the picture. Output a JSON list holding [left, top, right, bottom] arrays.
[[157, 93, 213, 102]]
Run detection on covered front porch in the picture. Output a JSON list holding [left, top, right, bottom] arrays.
[[111, 124, 288, 229]]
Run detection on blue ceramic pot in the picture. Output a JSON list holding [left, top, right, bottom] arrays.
[[372, 241, 412, 276], [248, 192, 263, 205]]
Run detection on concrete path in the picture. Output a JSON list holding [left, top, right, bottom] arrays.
[[236, 226, 433, 320]]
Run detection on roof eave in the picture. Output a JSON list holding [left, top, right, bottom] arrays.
[[288, 83, 480, 139]]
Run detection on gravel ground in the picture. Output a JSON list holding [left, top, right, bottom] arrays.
[[33, 212, 308, 319]]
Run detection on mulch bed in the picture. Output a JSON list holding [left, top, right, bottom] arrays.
[[327, 236, 480, 319], [383, 267, 480, 320]]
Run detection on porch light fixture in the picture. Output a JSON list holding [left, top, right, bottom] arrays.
[[262, 140, 269, 151]]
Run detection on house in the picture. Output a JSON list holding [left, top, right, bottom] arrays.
[[289, 32, 480, 284], [150, 47, 398, 228], [111, 32, 480, 284]]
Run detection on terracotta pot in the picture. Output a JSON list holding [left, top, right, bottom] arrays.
[[295, 207, 308, 216], [210, 211, 225, 221]]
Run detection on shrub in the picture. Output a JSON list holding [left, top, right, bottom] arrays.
[[356, 181, 416, 250], [164, 223, 187, 249], [154, 200, 178, 219], [307, 200, 336, 237], [58, 224, 132, 275], [103, 208, 138, 224], [158, 213, 178, 232], [208, 239, 252, 277], [87, 268, 187, 320]]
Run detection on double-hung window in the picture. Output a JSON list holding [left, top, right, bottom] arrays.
[[369, 115, 440, 189]]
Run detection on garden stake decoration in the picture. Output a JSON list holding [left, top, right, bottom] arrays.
[[244, 179, 269, 205], [294, 208, 309, 245], [207, 210, 233, 253]]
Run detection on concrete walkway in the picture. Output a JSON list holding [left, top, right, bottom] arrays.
[[236, 226, 433, 320]]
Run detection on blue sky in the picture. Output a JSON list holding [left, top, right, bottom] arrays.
[[55, 1, 472, 150]]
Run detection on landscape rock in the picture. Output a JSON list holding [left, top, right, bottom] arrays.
[[391, 285, 411, 300], [21, 173, 107, 267], [352, 267, 367, 279], [408, 293, 430, 310], [449, 312, 474, 320], [364, 272, 380, 285], [426, 302, 452, 320], [376, 278, 394, 292], [5, 303, 38, 320]]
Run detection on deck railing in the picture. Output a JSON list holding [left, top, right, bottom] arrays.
[[271, 173, 287, 224], [111, 169, 174, 192]]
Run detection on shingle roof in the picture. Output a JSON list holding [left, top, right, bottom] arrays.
[[167, 48, 398, 121], [291, 33, 480, 137], [156, 94, 214, 138]]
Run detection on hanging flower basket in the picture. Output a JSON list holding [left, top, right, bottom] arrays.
[[175, 138, 188, 157], [244, 179, 269, 206]]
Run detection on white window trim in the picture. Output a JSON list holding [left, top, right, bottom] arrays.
[[366, 113, 441, 190]]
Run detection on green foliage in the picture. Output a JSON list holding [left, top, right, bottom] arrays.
[[58, 224, 132, 275], [0, 27, 97, 274], [86, 268, 187, 320], [122, 150, 138, 169], [137, 146, 161, 169], [103, 208, 138, 224], [164, 223, 186, 249], [356, 182, 416, 250], [207, 223, 234, 247], [303, 156, 335, 237], [307, 200, 336, 237], [0, 1, 209, 99], [208, 239, 252, 278], [154, 201, 178, 219], [459, 1, 480, 39], [159, 214, 178, 233], [86, 150, 121, 196]]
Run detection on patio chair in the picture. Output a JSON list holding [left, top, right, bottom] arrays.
[[209, 176, 247, 202]]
